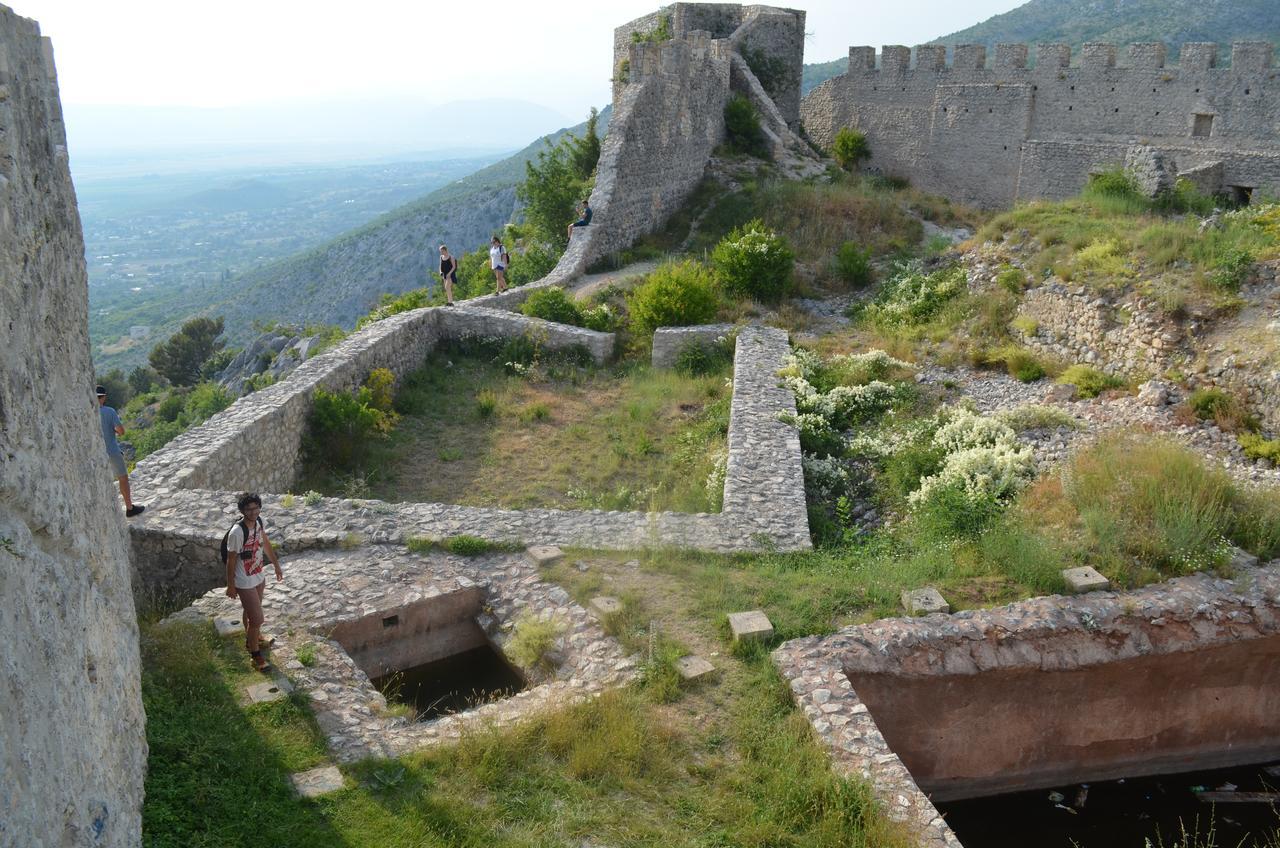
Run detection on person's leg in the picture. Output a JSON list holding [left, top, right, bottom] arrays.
[[444, 276, 454, 305], [496, 268, 507, 293], [116, 474, 134, 511], [238, 584, 266, 665]]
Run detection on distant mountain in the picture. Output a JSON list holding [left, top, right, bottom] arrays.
[[938, 0, 1280, 55], [801, 0, 1280, 94], [203, 108, 611, 345]]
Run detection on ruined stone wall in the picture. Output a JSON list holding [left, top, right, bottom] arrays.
[[0, 10, 145, 845], [803, 41, 1280, 207]]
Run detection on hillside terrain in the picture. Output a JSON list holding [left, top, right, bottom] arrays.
[[802, 0, 1280, 94]]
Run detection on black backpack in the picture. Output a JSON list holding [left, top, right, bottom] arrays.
[[219, 517, 263, 563]]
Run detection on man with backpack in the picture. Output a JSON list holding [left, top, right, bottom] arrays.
[[222, 492, 283, 672]]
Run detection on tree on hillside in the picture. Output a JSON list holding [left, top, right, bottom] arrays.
[[568, 107, 601, 182], [149, 317, 226, 387], [517, 109, 600, 251]]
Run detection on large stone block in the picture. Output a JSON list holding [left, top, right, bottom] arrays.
[[728, 610, 774, 643]]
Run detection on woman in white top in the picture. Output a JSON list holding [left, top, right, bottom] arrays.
[[489, 235, 509, 293]]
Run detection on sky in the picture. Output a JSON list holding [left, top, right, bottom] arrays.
[[10, 0, 1025, 159]]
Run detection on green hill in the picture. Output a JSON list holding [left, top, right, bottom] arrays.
[[937, 0, 1280, 60], [159, 109, 609, 351], [802, 0, 1280, 94]]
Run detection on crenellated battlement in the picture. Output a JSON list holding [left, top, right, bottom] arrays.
[[840, 40, 1274, 74]]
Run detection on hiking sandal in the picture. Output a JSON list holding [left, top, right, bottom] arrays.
[[250, 650, 270, 673]]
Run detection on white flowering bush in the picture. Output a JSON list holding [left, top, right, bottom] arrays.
[[861, 260, 967, 327], [908, 406, 1034, 511], [801, 454, 852, 504], [711, 219, 794, 302], [704, 448, 728, 509]]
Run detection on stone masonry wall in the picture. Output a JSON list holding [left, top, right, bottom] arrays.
[[0, 9, 146, 845], [129, 327, 810, 607], [803, 41, 1280, 207]]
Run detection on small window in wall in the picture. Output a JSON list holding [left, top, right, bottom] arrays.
[[1192, 114, 1214, 138]]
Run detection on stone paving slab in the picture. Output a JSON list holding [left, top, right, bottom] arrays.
[[901, 587, 950, 616], [1062, 566, 1110, 594], [291, 765, 345, 798], [728, 610, 774, 643], [246, 677, 293, 705], [589, 596, 623, 617], [675, 655, 716, 681]]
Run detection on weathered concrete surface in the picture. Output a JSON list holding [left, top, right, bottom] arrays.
[[0, 9, 145, 845]]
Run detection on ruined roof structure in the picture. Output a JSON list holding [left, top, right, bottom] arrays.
[[802, 41, 1280, 207]]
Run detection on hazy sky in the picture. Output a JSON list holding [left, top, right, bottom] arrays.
[[14, 0, 1025, 117]]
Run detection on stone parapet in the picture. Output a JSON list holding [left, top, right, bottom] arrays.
[[651, 323, 736, 368]]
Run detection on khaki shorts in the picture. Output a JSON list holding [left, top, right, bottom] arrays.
[[107, 452, 127, 478]]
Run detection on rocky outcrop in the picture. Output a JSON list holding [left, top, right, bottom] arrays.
[[0, 9, 145, 845]]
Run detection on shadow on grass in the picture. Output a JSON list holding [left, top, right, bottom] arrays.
[[140, 620, 350, 848]]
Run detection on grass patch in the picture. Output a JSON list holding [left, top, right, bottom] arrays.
[[504, 614, 566, 672], [404, 535, 523, 557], [299, 344, 731, 513], [1057, 364, 1125, 398], [1186, 387, 1259, 434]]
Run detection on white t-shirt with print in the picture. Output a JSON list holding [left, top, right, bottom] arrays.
[[227, 519, 266, 589], [489, 244, 504, 269]]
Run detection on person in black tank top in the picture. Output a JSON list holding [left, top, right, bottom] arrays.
[[438, 245, 456, 305]]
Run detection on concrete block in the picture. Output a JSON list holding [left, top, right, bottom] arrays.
[[675, 654, 716, 681], [214, 616, 244, 637], [525, 545, 563, 567], [1062, 566, 1110, 594], [901, 587, 951, 616], [245, 677, 293, 705], [589, 596, 623, 617], [728, 610, 774, 643], [290, 764, 346, 798]]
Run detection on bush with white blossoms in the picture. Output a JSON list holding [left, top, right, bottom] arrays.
[[779, 348, 909, 437], [704, 448, 728, 510], [861, 260, 967, 327], [801, 454, 852, 504], [909, 407, 1034, 508]]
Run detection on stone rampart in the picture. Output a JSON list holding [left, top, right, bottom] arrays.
[[0, 9, 145, 844], [130, 327, 809, 607], [802, 41, 1280, 207]]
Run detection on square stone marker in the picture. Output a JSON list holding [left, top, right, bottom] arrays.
[[675, 655, 716, 681], [291, 765, 345, 798], [901, 587, 951, 616], [728, 610, 774, 643], [589, 596, 623, 617], [1062, 566, 1110, 594], [526, 545, 564, 566], [246, 677, 294, 705], [214, 616, 244, 637]]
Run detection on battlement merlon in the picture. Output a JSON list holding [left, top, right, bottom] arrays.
[[841, 40, 1276, 74]]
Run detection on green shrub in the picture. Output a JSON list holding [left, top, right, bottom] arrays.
[[579, 303, 619, 333], [506, 615, 565, 671], [723, 95, 768, 158], [304, 379, 395, 470], [1065, 436, 1239, 575], [443, 535, 499, 556], [1085, 167, 1143, 201], [127, 419, 183, 460], [996, 266, 1028, 293], [156, 391, 187, 423], [476, 390, 498, 418], [506, 243, 559, 286], [998, 404, 1078, 432], [674, 338, 735, 377], [1003, 348, 1046, 383], [295, 643, 317, 667], [1011, 315, 1039, 336], [520, 286, 583, 325], [1057, 364, 1124, 398], [363, 368, 395, 415], [1239, 433, 1280, 463], [911, 483, 1003, 540], [880, 441, 945, 506], [630, 13, 671, 43], [831, 127, 870, 171], [358, 287, 431, 328], [1188, 387, 1258, 432], [627, 260, 719, 334], [1210, 247, 1254, 292], [711, 219, 794, 302], [833, 241, 873, 287], [1227, 485, 1280, 561]]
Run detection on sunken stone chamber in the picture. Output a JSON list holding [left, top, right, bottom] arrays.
[[772, 565, 1280, 847], [169, 546, 636, 762]]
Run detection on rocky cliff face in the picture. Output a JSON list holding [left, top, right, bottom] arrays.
[[0, 9, 146, 845]]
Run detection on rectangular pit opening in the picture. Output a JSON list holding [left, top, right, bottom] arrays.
[[329, 587, 526, 721], [844, 632, 1280, 804], [1192, 113, 1214, 137]]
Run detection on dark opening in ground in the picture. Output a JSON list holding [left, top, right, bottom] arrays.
[[937, 761, 1280, 848], [371, 643, 526, 720]]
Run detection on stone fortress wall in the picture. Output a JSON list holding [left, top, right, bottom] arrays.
[[802, 40, 1280, 207], [0, 7, 146, 845]]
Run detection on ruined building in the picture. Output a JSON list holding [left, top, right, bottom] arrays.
[[0, 6, 146, 845], [802, 41, 1280, 207]]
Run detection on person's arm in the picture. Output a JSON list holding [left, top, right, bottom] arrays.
[[112, 409, 125, 437], [262, 529, 283, 581], [225, 550, 238, 598]]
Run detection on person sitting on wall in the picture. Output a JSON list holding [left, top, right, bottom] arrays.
[[567, 197, 593, 241], [97, 385, 144, 517], [224, 492, 283, 672]]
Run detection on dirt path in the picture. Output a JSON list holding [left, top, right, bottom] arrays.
[[565, 259, 658, 301]]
